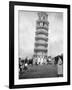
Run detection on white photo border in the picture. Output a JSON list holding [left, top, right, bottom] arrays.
[[14, 5, 67, 85]]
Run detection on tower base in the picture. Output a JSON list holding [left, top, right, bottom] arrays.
[[33, 55, 48, 65]]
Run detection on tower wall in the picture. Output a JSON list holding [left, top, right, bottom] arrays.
[[33, 12, 49, 64]]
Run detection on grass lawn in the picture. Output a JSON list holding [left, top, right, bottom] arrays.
[[19, 64, 57, 79]]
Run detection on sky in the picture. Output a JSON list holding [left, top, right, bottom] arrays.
[[18, 10, 63, 58]]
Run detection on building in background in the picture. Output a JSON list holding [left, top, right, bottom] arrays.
[[33, 12, 49, 64]]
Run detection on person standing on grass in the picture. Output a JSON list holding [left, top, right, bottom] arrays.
[[57, 56, 63, 77], [24, 57, 28, 71], [40, 56, 43, 65], [37, 56, 40, 65]]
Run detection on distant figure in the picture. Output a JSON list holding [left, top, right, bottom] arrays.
[[29, 58, 33, 65], [47, 57, 49, 64], [19, 61, 22, 72], [19, 61, 24, 72], [40, 56, 43, 65], [23, 57, 28, 70], [54, 56, 59, 65], [35, 57, 38, 65], [37, 56, 40, 64], [57, 57, 63, 77], [43, 57, 47, 64], [33, 57, 37, 65], [24, 62, 28, 70], [25, 57, 28, 63]]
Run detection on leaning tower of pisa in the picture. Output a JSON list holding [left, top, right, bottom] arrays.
[[34, 12, 49, 64]]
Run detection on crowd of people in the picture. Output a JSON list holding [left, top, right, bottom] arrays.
[[19, 54, 63, 77], [19, 57, 33, 72]]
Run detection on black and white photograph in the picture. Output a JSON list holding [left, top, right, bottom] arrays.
[[19, 11, 63, 79], [9, 1, 70, 88]]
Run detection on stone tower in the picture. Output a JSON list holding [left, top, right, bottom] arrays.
[[34, 12, 49, 64]]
